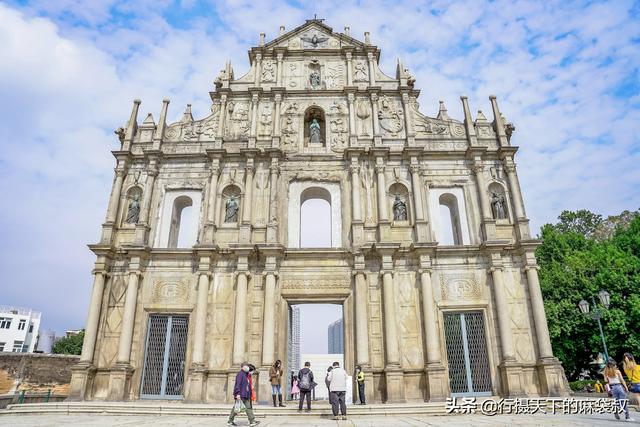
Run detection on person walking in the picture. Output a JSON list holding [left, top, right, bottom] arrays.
[[603, 358, 634, 422], [623, 352, 640, 393], [269, 360, 286, 407], [325, 366, 333, 405], [327, 361, 348, 420], [355, 365, 366, 405], [227, 362, 260, 427], [297, 361, 315, 412]]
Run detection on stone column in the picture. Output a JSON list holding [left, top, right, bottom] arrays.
[[419, 269, 440, 364], [250, 93, 259, 139], [267, 159, 279, 243], [217, 94, 227, 141], [354, 271, 369, 366], [490, 266, 515, 361], [185, 269, 210, 401], [347, 92, 356, 139], [254, 53, 262, 86], [232, 272, 249, 364], [203, 161, 220, 243], [367, 52, 376, 86], [105, 169, 125, 223], [242, 162, 255, 224], [276, 51, 284, 86], [135, 160, 158, 245], [261, 271, 277, 366], [504, 161, 525, 219], [192, 272, 211, 366], [401, 93, 414, 145], [350, 163, 362, 222], [375, 164, 388, 222], [116, 271, 141, 365], [419, 267, 447, 400], [345, 51, 353, 86], [382, 271, 400, 365], [273, 94, 282, 137], [472, 161, 496, 241], [80, 272, 106, 363], [409, 165, 424, 222], [525, 266, 553, 359], [371, 93, 380, 136]]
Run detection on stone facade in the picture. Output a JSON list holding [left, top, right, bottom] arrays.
[[68, 19, 568, 404]]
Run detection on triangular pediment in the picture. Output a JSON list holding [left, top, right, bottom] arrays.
[[264, 19, 365, 50]]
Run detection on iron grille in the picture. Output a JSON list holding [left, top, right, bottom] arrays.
[[140, 314, 188, 399], [443, 312, 492, 396]]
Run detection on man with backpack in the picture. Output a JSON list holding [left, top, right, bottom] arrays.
[[297, 361, 315, 412]]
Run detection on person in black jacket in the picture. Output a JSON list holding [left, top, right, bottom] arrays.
[[297, 361, 315, 412]]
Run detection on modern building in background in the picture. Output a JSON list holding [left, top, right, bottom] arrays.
[[0, 306, 41, 353], [327, 318, 343, 354], [36, 329, 56, 353], [288, 306, 301, 372], [300, 353, 346, 400]]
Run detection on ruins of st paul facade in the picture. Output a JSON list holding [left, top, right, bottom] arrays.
[[69, 19, 569, 403]]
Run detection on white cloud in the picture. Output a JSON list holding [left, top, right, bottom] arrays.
[[0, 0, 638, 333]]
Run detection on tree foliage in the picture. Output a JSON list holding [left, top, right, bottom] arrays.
[[52, 331, 84, 355], [537, 209, 640, 380]]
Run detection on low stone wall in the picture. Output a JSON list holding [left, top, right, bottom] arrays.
[[0, 352, 80, 396]]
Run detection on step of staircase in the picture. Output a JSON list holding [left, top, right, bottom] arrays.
[[1, 401, 449, 417]]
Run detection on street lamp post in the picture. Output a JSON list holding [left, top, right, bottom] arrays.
[[578, 290, 611, 361]]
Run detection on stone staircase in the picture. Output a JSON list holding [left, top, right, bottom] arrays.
[[1, 401, 449, 417]]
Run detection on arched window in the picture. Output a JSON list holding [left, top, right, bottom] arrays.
[[438, 193, 463, 245], [488, 183, 509, 221], [221, 185, 242, 225], [168, 195, 194, 248], [288, 182, 342, 248], [303, 106, 326, 146], [389, 182, 410, 223], [300, 187, 332, 247]]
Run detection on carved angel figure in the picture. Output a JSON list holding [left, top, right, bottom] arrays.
[[310, 69, 321, 89]]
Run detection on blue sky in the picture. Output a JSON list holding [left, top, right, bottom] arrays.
[[0, 0, 638, 337]]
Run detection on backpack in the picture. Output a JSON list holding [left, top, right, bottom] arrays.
[[299, 371, 311, 390]]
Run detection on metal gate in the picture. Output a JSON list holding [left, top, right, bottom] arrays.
[[140, 314, 188, 399], [443, 311, 492, 396]]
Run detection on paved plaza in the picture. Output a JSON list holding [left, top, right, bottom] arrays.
[[0, 412, 638, 426]]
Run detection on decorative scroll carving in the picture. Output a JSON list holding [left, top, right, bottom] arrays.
[[354, 61, 368, 82], [440, 273, 482, 301], [152, 280, 189, 304]]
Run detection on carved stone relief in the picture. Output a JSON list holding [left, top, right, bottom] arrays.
[[328, 101, 348, 152], [356, 99, 371, 136], [439, 273, 483, 301], [397, 273, 424, 368], [261, 60, 276, 82], [225, 101, 250, 139], [259, 102, 273, 136], [152, 280, 189, 304], [324, 63, 344, 89], [378, 96, 404, 137], [354, 60, 368, 82]]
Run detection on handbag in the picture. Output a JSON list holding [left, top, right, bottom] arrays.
[[233, 399, 246, 414]]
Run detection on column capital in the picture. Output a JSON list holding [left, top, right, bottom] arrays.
[[375, 164, 385, 174], [523, 264, 540, 272], [417, 268, 433, 275], [409, 164, 420, 174], [489, 266, 504, 273]]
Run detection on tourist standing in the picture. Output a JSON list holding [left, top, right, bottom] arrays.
[[603, 358, 633, 421], [297, 361, 315, 412], [356, 365, 366, 404], [291, 375, 300, 400], [227, 362, 260, 427], [623, 353, 640, 393], [325, 366, 334, 405], [327, 361, 348, 420], [269, 360, 286, 407]]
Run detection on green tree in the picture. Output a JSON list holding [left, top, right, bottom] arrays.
[[537, 210, 640, 380], [52, 331, 84, 355]]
